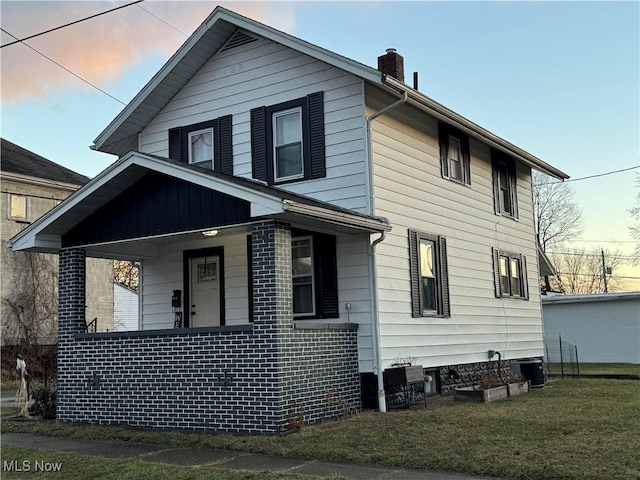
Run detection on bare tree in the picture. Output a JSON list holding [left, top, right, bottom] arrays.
[[533, 171, 584, 253], [629, 172, 640, 265], [549, 248, 625, 294], [2, 251, 58, 346], [113, 260, 139, 292]]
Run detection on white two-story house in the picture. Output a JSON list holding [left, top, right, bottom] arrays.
[[8, 7, 568, 433]]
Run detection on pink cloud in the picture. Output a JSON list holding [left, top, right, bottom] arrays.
[[0, 1, 296, 103]]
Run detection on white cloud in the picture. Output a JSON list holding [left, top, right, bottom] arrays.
[[0, 1, 296, 103]]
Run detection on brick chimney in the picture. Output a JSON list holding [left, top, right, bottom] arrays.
[[377, 48, 404, 83]]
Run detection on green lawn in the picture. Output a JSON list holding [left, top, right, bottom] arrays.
[[546, 363, 639, 376], [2, 379, 639, 480]]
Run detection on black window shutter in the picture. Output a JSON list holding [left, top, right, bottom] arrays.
[[492, 248, 502, 298], [491, 158, 501, 215], [521, 255, 529, 300], [438, 123, 450, 179], [462, 135, 471, 185], [168, 127, 183, 162], [314, 233, 338, 318], [307, 91, 326, 179], [247, 234, 254, 322], [250, 106, 267, 182], [510, 162, 519, 219], [408, 230, 421, 317], [438, 236, 450, 317], [218, 115, 233, 175]]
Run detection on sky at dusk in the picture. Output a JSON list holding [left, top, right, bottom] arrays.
[[1, 1, 639, 289]]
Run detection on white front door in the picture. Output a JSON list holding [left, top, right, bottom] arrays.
[[190, 256, 220, 327]]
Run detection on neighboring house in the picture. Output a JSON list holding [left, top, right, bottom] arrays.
[[542, 292, 640, 364], [8, 7, 569, 433], [113, 283, 139, 332], [1, 139, 114, 343]]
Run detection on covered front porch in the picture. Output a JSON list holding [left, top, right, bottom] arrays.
[[8, 152, 390, 432]]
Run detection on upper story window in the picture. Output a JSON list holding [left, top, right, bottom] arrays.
[[251, 91, 326, 185], [409, 229, 450, 317], [168, 115, 233, 175], [438, 123, 471, 186], [8, 194, 28, 221], [273, 108, 304, 182], [188, 128, 214, 170], [492, 151, 518, 219], [492, 248, 529, 299]]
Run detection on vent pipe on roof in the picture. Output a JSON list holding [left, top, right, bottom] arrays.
[[377, 48, 404, 83], [413, 72, 419, 90]]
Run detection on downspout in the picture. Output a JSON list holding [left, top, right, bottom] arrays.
[[365, 90, 407, 413]]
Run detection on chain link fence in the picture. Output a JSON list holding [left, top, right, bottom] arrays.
[[545, 334, 580, 378]]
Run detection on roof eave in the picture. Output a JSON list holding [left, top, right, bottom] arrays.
[[380, 75, 570, 181]]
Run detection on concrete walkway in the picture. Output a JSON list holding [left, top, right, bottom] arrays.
[[2, 432, 501, 480]]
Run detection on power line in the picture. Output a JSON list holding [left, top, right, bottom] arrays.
[[534, 165, 640, 186], [0, 28, 126, 106], [555, 272, 640, 280], [136, 4, 188, 37], [551, 251, 638, 260], [0, 0, 145, 48]]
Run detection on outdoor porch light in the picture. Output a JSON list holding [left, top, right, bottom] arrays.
[[202, 230, 218, 237]]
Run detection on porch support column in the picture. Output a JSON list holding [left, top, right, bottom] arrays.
[[251, 221, 293, 331], [57, 248, 86, 420]]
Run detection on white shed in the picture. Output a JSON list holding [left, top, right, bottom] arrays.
[[542, 292, 640, 364], [113, 283, 139, 332]]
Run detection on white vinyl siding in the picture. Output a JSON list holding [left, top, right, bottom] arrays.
[[114, 284, 139, 331], [367, 85, 543, 370], [139, 36, 368, 213]]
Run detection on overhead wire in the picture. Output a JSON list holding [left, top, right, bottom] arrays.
[[0, 0, 145, 48], [0, 28, 127, 106], [534, 165, 640, 186]]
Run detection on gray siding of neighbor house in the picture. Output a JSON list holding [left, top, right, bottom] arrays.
[[367, 85, 544, 370], [542, 295, 640, 364], [57, 222, 360, 433], [138, 35, 369, 213]]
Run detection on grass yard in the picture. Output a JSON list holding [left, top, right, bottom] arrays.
[[1, 447, 328, 480], [2, 379, 639, 480], [546, 363, 639, 377]]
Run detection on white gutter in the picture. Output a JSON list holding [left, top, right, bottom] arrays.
[[283, 201, 391, 233], [364, 91, 407, 413], [381, 75, 569, 181]]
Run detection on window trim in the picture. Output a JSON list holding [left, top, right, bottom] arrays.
[[272, 106, 304, 183], [409, 230, 450, 318], [492, 151, 519, 219], [251, 91, 326, 186], [492, 248, 529, 300], [292, 235, 315, 317], [438, 122, 471, 186], [168, 115, 233, 175], [187, 127, 214, 169], [8, 193, 28, 221]]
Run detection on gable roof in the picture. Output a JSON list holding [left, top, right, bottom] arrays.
[[1, 138, 90, 186], [7, 151, 390, 255], [92, 6, 568, 181]]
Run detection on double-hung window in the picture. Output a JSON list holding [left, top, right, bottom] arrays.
[[438, 123, 471, 185], [409, 230, 450, 317], [188, 128, 214, 170], [250, 91, 326, 185], [492, 248, 529, 299], [168, 115, 233, 175], [292, 236, 314, 316], [273, 108, 304, 182], [492, 151, 518, 219]]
